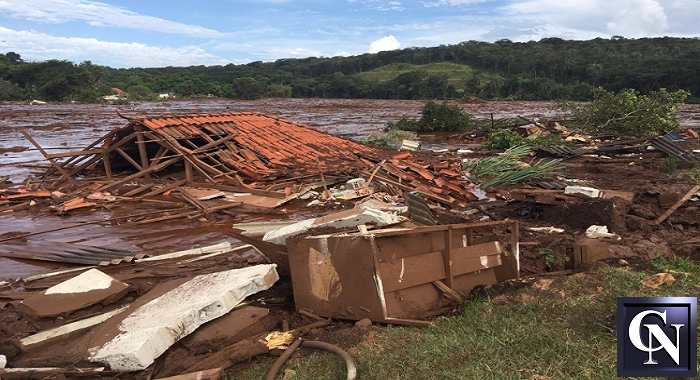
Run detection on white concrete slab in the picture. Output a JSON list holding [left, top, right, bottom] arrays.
[[263, 208, 400, 245], [87, 264, 278, 371]]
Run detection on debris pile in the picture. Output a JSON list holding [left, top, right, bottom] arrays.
[[1, 108, 700, 378]]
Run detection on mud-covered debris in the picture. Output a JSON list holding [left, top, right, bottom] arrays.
[[585, 225, 621, 240], [18, 268, 129, 317], [640, 273, 675, 289], [263, 208, 401, 245], [88, 264, 279, 371]]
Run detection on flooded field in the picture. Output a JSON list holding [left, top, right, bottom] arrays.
[[0, 98, 557, 182]]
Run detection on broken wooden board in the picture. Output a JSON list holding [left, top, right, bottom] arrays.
[[179, 306, 276, 355], [17, 269, 129, 318], [508, 189, 583, 205], [20, 306, 130, 349]]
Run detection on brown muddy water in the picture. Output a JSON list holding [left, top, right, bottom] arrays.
[[1, 98, 699, 280]]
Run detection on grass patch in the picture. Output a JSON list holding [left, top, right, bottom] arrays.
[[356, 62, 474, 86], [233, 258, 700, 379], [673, 164, 700, 183]]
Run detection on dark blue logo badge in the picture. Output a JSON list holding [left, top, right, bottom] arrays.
[[617, 297, 697, 377]]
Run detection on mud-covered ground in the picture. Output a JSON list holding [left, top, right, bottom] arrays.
[[0, 98, 699, 378], [1, 98, 698, 279]]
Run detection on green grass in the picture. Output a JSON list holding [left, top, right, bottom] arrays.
[[233, 257, 700, 379], [356, 62, 475, 87], [673, 164, 700, 183]]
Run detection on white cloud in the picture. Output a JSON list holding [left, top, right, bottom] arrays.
[[606, 0, 668, 37], [423, 0, 494, 7], [0, 0, 227, 38], [369, 35, 400, 53], [0, 27, 230, 68], [502, 0, 671, 38], [267, 47, 323, 58]]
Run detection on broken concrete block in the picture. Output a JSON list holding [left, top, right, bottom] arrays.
[[87, 264, 278, 371], [18, 269, 129, 317], [585, 225, 621, 240], [263, 208, 400, 245], [564, 185, 600, 198]]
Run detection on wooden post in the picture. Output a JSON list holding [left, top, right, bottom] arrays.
[[511, 220, 520, 278], [103, 153, 113, 179], [185, 161, 193, 183], [655, 184, 700, 225], [443, 227, 454, 288], [135, 128, 150, 173]]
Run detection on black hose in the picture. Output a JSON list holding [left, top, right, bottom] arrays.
[[301, 340, 358, 380], [263, 339, 358, 380], [264, 338, 303, 380]]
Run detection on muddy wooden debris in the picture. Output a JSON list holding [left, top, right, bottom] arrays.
[[2, 108, 700, 379]]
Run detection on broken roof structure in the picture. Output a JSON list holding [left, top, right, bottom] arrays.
[[52, 112, 380, 193]]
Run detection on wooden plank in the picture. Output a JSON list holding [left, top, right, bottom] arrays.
[[378, 242, 504, 293], [451, 241, 503, 259], [122, 183, 154, 197], [378, 251, 445, 293], [192, 133, 239, 153], [45, 149, 104, 159], [68, 131, 140, 177], [156, 368, 224, 380], [655, 184, 700, 225], [98, 157, 181, 191], [0, 367, 108, 378], [133, 209, 200, 225], [115, 147, 143, 171], [452, 253, 501, 276], [432, 280, 464, 303], [179, 188, 212, 212], [142, 180, 187, 197], [20, 129, 81, 187]]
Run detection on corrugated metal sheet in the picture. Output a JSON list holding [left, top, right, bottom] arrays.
[[0, 243, 144, 266], [651, 137, 700, 163]]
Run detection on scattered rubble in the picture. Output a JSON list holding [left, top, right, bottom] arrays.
[[0, 102, 699, 378]]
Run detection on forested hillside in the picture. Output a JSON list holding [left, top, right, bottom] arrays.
[[1, 36, 699, 103]]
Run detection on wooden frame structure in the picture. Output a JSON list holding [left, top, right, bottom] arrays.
[[287, 220, 519, 326]]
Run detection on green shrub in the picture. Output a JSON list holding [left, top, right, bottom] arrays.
[[385, 100, 474, 132], [662, 157, 678, 175], [485, 129, 525, 150], [557, 87, 689, 138], [385, 116, 420, 131]]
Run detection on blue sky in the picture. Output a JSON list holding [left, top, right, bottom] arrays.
[[0, 0, 697, 68]]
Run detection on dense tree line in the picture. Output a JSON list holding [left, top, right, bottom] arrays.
[[1, 36, 700, 102]]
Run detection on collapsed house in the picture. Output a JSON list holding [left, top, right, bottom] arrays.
[[0, 111, 528, 378], [46, 111, 380, 193]]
